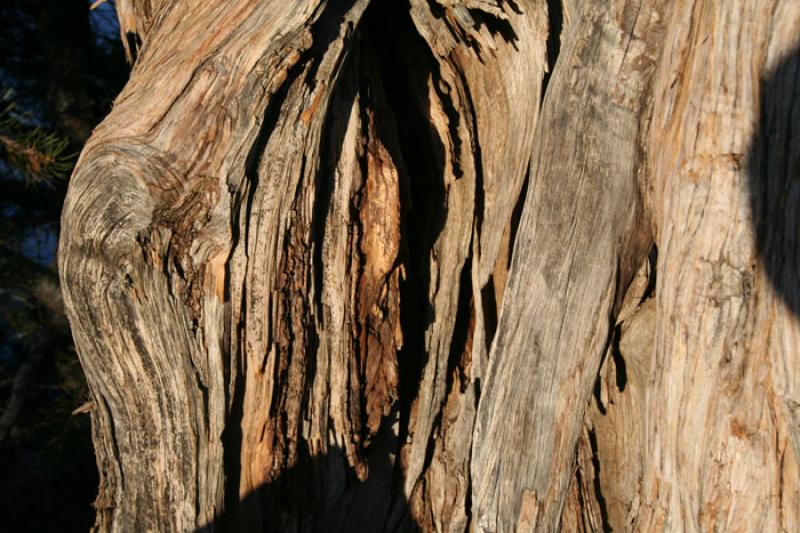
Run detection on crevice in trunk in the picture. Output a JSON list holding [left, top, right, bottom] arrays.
[[360, 0, 447, 450], [221, 364, 245, 529], [587, 428, 611, 532], [542, 0, 564, 97], [610, 324, 628, 392], [449, 260, 476, 389], [642, 244, 658, 303], [484, 166, 530, 346]]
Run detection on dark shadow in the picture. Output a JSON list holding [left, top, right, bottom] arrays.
[[468, 9, 520, 49], [199, 417, 419, 532], [360, 0, 449, 456], [542, 0, 563, 96], [747, 46, 800, 317]]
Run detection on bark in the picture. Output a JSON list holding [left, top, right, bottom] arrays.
[[58, 0, 800, 531], [635, 2, 800, 530]]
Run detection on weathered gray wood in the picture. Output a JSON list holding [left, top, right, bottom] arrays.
[[398, 3, 548, 530], [470, 1, 668, 530]]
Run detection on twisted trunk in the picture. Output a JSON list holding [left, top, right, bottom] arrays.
[[59, 0, 800, 530]]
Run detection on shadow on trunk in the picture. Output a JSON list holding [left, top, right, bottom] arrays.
[[201, 436, 420, 532], [748, 45, 800, 318]]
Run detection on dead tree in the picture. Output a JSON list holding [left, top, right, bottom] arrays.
[[59, 0, 800, 530]]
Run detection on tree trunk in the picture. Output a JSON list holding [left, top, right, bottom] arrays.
[[58, 0, 800, 531]]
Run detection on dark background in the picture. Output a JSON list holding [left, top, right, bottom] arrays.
[[0, 1, 127, 530]]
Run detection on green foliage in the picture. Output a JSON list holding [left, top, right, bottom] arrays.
[[0, 90, 74, 186]]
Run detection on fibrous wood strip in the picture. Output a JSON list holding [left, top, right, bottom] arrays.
[[398, 4, 548, 528], [562, 254, 657, 532], [470, 1, 669, 531], [405, 0, 547, 286], [637, 1, 800, 530], [560, 423, 606, 533]]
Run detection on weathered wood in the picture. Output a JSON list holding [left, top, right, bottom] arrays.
[[61, 1, 375, 529], [635, 1, 800, 530], [470, 1, 667, 530], [398, 2, 548, 530], [61, 0, 548, 529], [58, 0, 800, 531]]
